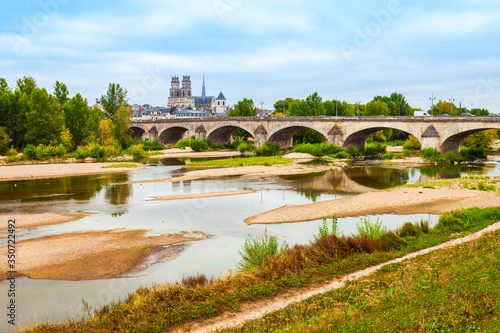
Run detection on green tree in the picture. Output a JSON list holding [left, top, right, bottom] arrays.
[[63, 93, 92, 146], [0, 127, 12, 155], [101, 83, 128, 119], [365, 100, 390, 116], [286, 93, 325, 117], [25, 88, 64, 145], [0, 89, 30, 147], [462, 130, 497, 148], [113, 105, 133, 148], [469, 108, 489, 116], [228, 98, 257, 117], [16, 76, 37, 99], [54, 81, 69, 107], [0, 78, 9, 92], [273, 97, 296, 115], [390, 92, 411, 116]]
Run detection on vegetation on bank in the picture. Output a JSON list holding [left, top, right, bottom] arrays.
[[23, 206, 500, 333], [185, 156, 293, 169], [101, 163, 139, 169], [223, 228, 500, 332]]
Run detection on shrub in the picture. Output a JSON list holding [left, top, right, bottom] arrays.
[[24, 144, 37, 159], [403, 135, 421, 150], [334, 151, 348, 159], [255, 141, 280, 156], [89, 143, 106, 159], [353, 217, 387, 239], [181, 273, 212, 287], [378, 231, 406, 251], [237, 141, 255, 153], [142, 138, 164, 151], [314, 215, 339, 241], [176, 138, 217, 152], [0, 127, 12, 155], [421, 148, 441, 161], [128, 143, 147, 158], [396, 222, 420, 238], [72, 146, 90, 159], [364, 142, 387, 156], [346, 145, 360, 157], [460, 146, 487, 161], [238, 229, 288, 270], [443, 150, 463, 164], [383, 152, 394, 160], [6, 147, 18, 157], [105, 145, 121, 157]]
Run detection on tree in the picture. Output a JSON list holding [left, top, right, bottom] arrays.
[[16, 76, 37, 99], [469, 108, 489, 116], [365, 100, 390, 116], [0, 78, 9, 92], [431, 100, 458, 116], [63, 93, 91, 146], [0, 127, 12, 155], [0, 89, 30, 147], [25, 88, 64, 145], [54, 81, 69, 107], [273, 98, 296, 115], [462, 130, 497, 148], [390, 93, 411, 116], [101, 83, 128, 119], [99, 119, 114, 146], [113, 105, 133, 148], [228, 98, 257, 117], [286, 93, 325, 117]]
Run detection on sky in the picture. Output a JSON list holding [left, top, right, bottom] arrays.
[[1, 0, 500, 111]]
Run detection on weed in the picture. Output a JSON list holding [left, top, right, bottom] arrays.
[[238, 230, 288, 271], [353, 217, 387, 239]]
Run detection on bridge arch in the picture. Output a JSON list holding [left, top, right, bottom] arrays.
[[206, 125, 255, 146], [268, 126, 328, 148], [441, 128, 498, 153], [130, 126, 146, 140], [158, 126, 190, 145], [343, 126, 419, 150]]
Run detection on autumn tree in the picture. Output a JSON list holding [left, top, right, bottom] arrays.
[[113, 105, 133, 148]]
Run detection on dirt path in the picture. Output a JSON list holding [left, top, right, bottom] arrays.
[[245, 185, 500, 224], [183, 222, 500, 333]]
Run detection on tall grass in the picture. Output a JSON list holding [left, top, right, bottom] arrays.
[[238, 230, 288, 271]]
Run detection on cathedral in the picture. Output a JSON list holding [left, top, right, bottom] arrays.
[[167, 75, 227, 113]]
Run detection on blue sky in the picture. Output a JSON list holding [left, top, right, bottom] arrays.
[[1, 0, 500, 111]]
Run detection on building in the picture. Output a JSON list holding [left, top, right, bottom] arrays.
[[167, 75, 228, 113]]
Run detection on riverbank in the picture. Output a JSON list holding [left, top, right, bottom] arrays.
[[150, 190, 258, 201], [0, 162, 143, 182], [0, 229, 210, 281], [245, 178, 500, 224]]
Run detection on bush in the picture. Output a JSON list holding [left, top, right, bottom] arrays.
[[346, 145, 360, 157], [238, 230, 288, 271], [142, 138, 164, 151], [128, 143, 147, 158], [0, 127, 11, 155], [89, 143, 106, 159], [176, 138, 218, 152], [396, 222, 420, 238], [383, 152, 394, 160], [72, 146, 90, 159], [421, 148, 441, 161], [24, 144, 37, 159], [364, 142, 387, 156], [460, 146, 486, 161], [353, 217, 387, 239], [237, 141, 255, 153], [6, 147, 18, 157], [314, 215, 339, 241], [105, 145, 121, 157], [255, 141, 280, 156], [334, 151, 348, 159], [403, 135, 421, 150]]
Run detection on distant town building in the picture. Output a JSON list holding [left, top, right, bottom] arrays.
[[167, 75, 228, 113]]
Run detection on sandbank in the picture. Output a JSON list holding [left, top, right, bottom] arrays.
[[151, 149, 241, 159], [150, 190, 257, 201], [0, 229, 209, 281], [245, 184, 500, 224], [129, 163, 340, 184], [1, 212, 92, 229], [0, 163, 143, 182]]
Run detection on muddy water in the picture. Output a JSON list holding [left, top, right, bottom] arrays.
[[0, 157, 499, 331]]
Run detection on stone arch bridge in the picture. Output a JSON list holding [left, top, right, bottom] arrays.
[[130, 116, 500, 153]]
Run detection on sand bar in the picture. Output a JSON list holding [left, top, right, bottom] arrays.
[[151, 149, 241, 159], [245, 185, 500, 224], [1, 212, 91, 229], [150, 190, 257, 201], [0, 163, 143, 182], [0, 229, 209, 281], [130, 164, 339, 184]]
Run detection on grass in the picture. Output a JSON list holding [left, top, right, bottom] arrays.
[[397, 176, 500, 193], [23, 207, 500, 333], [223, 229, 500, 332], [185, 156, 293, 169], [102, 163, 139, 168]]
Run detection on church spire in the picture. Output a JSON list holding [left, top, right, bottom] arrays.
[[201, 74, 206, 100]]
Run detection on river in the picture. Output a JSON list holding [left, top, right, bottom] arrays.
[[0, 157, 499, 331]]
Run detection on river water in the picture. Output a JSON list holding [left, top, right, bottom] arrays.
[[0, 157, 499, 331]]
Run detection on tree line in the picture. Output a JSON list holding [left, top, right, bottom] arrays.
[[0, 76, 132, 155]]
